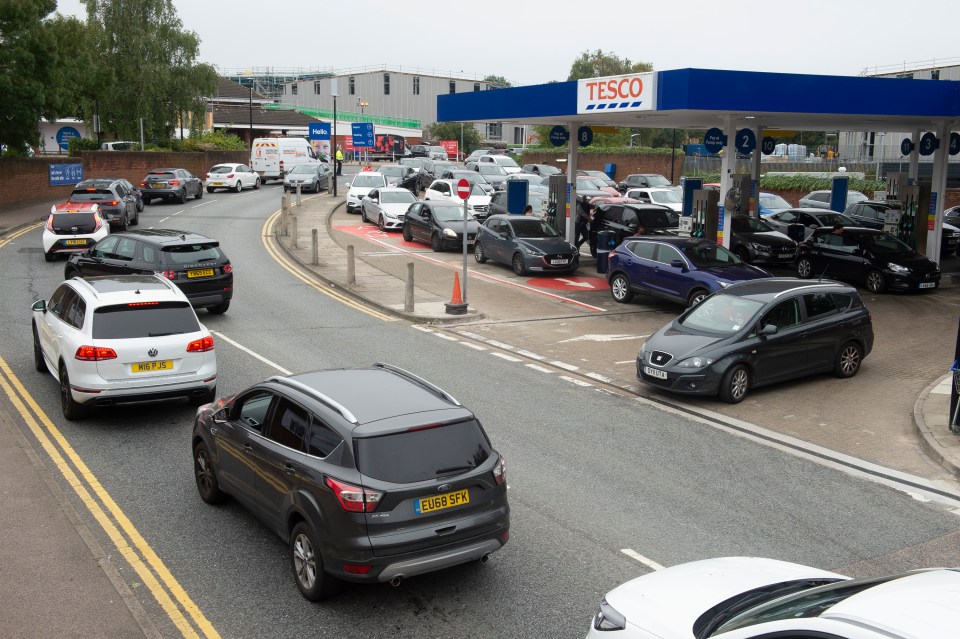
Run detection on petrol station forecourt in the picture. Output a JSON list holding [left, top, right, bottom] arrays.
[[438, 67, 960, 261]]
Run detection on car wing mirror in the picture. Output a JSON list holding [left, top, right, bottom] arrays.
[[32, 300, 46, 313], [761, 323, 778, 336], [213, 409, 228, 424], [670, 259, 686, 270], [345, 182, 351, 188]]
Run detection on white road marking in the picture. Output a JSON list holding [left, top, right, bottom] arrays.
[[457, 331, 484, 340], [210, 331, 292, 375], [158, 217, 170, 223], [550, 360, 579, 372], [433, 333, 458, 341], [615, 360, 635, 365], [516, 349, 546, 360], [412, 326, 433, 333], [525, 364, 554, 374], [586, 372, 614, 384], [621, 549, 664, 571], [487, 340, 515, 350], [560, 334, 649, 343], [460, 342, 486, 351], [491, 353, 522, 363], [560, 376, 592, 387], [554, 278, 595, 289], [191, 200, 213, 208]]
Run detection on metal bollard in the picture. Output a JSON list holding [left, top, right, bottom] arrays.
[[296, 184, 302, 207], [311, 229, 319, 265], [291, 216, 298, 249], [404, 262, 415, 313], [346, 245, 356, 285]]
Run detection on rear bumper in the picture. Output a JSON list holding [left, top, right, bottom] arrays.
[[70, 373, 217, 406], [377, 538, 504, 583]]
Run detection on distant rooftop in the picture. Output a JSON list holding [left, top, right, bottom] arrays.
[[859, 57, 960, 77]]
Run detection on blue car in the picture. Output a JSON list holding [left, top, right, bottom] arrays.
[[607, 236, 772, 308]]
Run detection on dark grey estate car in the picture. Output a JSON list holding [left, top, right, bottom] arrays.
[[192, 363, 510, 600]]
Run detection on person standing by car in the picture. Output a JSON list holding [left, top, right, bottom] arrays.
[[335, 146, 344, 176], [523, 204, 534, 216], [576, 195, 592, 248]]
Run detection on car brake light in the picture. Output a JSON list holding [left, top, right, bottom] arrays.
[[45, 214, 54, 231], [127, 301, 160, 307], [342, 564, 372, 575], [186, 336, 214, 352], [168, 180, 180, 186], [325, 477, 382, 512], [493, 454, 506, 485], [107, 200, 119, 206], [75, 345, 117, 361], [407, 423, 442, 433], [161, 271, 176, 279], [226, 173, 235, 179], [140, 181, 147, 187], [222, 263, 233, 274]]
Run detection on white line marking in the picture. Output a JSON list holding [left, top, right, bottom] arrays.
[[560, 376, 592, 387], [433, 333, 458, 341], [615, 360, 635, 364], [210, 331, 292, 375], [412, 326, 433, 333], [457, 331, 484, 340], [525, 364, 554, 374], [550, 360, 579, 372], [586, 372, 614, 383], [158, 217, 170, 223], [487, 340, 516, 350], [516, 349, 546, 360], [491, 353, 522, 363], [460, 342, 487, 351], [560, 334, 648, 343], [621, 549, 664, 571], [191, 200, 213, 208]]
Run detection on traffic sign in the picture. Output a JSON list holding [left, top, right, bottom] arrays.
[[549, 125, 569, 147], [351, 122, 374, 148], [456, 178, 471, 200]]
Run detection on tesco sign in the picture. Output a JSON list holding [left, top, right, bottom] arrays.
[[577, 72, 656, 114]]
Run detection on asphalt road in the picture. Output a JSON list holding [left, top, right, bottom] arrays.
[[4, 178, 960, 638]]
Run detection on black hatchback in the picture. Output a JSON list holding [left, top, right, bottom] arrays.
[[191, 363, 509, 600], [402, 200, 480, 252], [64, 230, 233, 313], [588, 202, 678, 256]]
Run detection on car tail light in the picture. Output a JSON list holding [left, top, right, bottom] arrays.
[[493, 454, 506, 485], [222, 263, 233, 274], [45, 214, 54, 231], [342, 564, 372, 575], [127, 301, 160, 307], [107, 200, 119, 206], [93, 214, 103, 232], [325, 477, 382, 512], [226, 173, 235, 179], [75, 345, 117, 361], [140, 181, 148, 187], [161, 270, 176, 279], [186, 336, 214, 352]]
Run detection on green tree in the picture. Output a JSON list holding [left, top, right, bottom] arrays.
[[80, 0, 217, 142], [426, 121, 482, 154], [567, 49, 652, 81], [0, 0, 91, 152], [483, 75, 511, 88]]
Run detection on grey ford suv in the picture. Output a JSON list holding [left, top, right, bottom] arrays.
[[192, 363, 510, 600]]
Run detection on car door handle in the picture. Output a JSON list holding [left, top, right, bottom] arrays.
[[283, 464, 297, 476]]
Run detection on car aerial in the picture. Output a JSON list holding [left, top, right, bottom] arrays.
[[375, 164, 420, 192], [843, 200, 960, 256], [426, 145, 448, 160], [206, 163, 260, 192], [762, 207, 857, 241], [758, 191, 792, 215], [424, 179, 492, 220], [65, 229, 234, 314], [798, 188, 868, 210], [32, 274, 218, 420], [283, 163, 333, 194], [729, 214, 798, 265], [636, 277, 871, 402], [191, 363, 509, 600], [345, 172, 388, 213], [589, 202, 680, 255], [797, 226, 941, 293], [578, 169, 617, 189], [625, 187, 683, 212], [67, 178, 139, 230], [402, 200, 480, 252], [42, 202, 110, 262], [466, 154, 521, 174], [617, 173, 671, 193], [475, 164, 510, 189], [608, 235, 771, 310], [360, 187, 418, 231], [585, 557, 960, 638], [522, 163, 562, 176], [474, 214, 578, 275], [488, 188, 549, 218], [440, 169, 495, 195], [140, 168, 203, 205]]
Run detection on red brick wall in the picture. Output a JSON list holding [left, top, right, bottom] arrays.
[[0, 150, 249, 210]]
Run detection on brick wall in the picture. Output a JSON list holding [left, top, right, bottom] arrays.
[[0, 150, 249, 210]]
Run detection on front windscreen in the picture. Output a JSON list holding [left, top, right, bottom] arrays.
[[493, 156, 518, 168], [93, 302, 200, 339], [819, 213, 856, 227], [733, 216, 774, 232], [646, 175, 671, 187], [289, 165, 316, 175], [479, 165, 506, 176], [352, 174, 385, 188], [380, 191, 417, 204], [863, 232, 914, 255], [680, 295, 764, 334], [761, 194, 791, 209], [379, 166, 403, 177]]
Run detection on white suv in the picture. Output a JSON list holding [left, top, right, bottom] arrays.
[[32, 275, 218, 420]]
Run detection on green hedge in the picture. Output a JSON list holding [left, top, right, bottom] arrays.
[[68, 137, 101, 154], [524, 145, 678, 156], [683, 170, 885, 193]]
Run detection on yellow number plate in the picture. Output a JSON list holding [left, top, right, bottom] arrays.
[[187, 269, 215, 278], [415, 489, 469, 515], [131, 360, 173, 373], [65, 239, 87, 245], [151, 182, 166, 188], [212, 182, 224, 186]]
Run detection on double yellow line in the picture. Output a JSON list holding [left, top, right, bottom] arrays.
[[260, 209, 396, 321], [0, 357, 220, 639], [0, 221, 43, 249]]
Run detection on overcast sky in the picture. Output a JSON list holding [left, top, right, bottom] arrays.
[[55, 0, 956, 86]]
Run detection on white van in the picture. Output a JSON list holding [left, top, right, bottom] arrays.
[[250, 137, 324, 182]]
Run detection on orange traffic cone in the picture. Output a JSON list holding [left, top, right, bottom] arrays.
[[445, 272, 467, 315]]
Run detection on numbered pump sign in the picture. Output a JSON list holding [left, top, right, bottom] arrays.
[[577, 126, 593, 147], [919, 132, 939, 156]]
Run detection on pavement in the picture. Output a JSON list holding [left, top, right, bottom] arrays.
[[2, 186, 959, 636]]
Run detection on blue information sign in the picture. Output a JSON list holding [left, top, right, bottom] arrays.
[[49, 163, 83, 186], [506, 180, 529, 214], [760, 136, 776, 155], [735, 129, 756, 155], [549, 125, 569, 147], [704, 127, 727, 154], [919, 132, 939, 156], [351, 122, 374, 148], [577, 126, 593, 147], [309, 123, 331, 140], [55, 126, 81, 152], [900, 138, 914, 156]]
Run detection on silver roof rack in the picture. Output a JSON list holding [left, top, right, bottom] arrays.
[[374, 362, 461, 406], [266, 376, 358, 424]]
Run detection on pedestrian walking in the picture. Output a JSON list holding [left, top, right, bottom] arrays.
[[575, 195, 592, 248], [335, 146, 344, 176]]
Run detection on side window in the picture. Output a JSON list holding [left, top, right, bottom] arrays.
[[831, 293, 854, 310], [627, 241, 656, 260], [115, 184, 127, 198], [267, 400, 308, 451], [65, 295, 86, 329], [408, 203, 422, 217], [621, 210, 639, 228], [655, 244, 684, 265], [46, 284, 70, 317], [803, 292, 838, 319], [307, 419, 343, 458], [142, 243, 159, 266], [52, 287, 78, 323], [236, 391, 274, 432], [762, 298, 800, 330], [92, 236, 119, 259], [778, 211, 797, 224], [798, 213, 817, 226], [368, 189, 378, 200], [114, 237, 137, 261]]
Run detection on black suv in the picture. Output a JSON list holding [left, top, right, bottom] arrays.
[[140, 168, 203, 204], [408, 144, 430, 157], [64, 229, 233, 313], [588, 202, 678, 256], [67, 179, 139, 230], [191, 363, 509, 600]]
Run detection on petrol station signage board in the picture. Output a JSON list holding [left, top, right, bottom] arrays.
[[577, 72, 656, 114]]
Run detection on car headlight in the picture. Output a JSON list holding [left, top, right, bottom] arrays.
[[384, 211, 397, 219], [525, 245, 544, 256], [443, 228, 457, 238], [887, 263, 910, 274], [639, 341, 648, 360], [677, 356, 714, 369], [593, 599, 626, 631], [750, 242, 770, 252]]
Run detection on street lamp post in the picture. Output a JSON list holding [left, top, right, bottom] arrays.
[[358, 100, 369, 164], [630, 133, 642, 147], [332, 80, 338, 197]]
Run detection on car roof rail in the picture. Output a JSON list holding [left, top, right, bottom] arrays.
[[373, 362, 461, 406], [266, 376, 358, 424]]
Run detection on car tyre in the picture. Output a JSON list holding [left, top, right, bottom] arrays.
[[290, 521, 341, 601], [865, 269, 886, 293], [179, 189, 187, 204], [431, 233, 443, 252], [207, 301, 230, 315], [117, 212, 128, 231], [253, 177, 260, 190], [402, 224, 413, 242], [687, 288, 709, 308], [512, 253, 526, 276], [835, 341, 863, 378], [796, 257, 813, 279], [196, 186, 203, 199], [361, 207, 369, 223], [206, 186, 215, 194], [474, 242, 487, 263], [234, 181, 242, 193], [142, 196, 152, 206], [378, 215, 387, 232], [59, 363, 86, 421], [33, 325, 47, 373], [44, 252, 55, 263], [610, 273, 633, 303], [193, 441, 225, 504], [718, 364, 750, 404]]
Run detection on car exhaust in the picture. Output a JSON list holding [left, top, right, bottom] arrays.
[[480, 554, 490, 563], [390, 576, 403, 587]]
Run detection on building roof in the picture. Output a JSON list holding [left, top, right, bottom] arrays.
[[211, 104, 321, 128], [212, 77, 269, 103]]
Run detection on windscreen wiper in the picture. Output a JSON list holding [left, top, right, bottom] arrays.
[[435, 465, 475, 475]]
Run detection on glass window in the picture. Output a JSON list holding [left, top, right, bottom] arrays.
[[449, 80, 456, 94], [92, 302, 200, 339], [236, 391, 274, 431], [384, 72, 390, 95], [804, 293, 838, 319], [348, 76, 355, 95], [291, 84, 298, 96], [655, 244, 684, 265], [268, 400, 308, 451], [47, 284, 70, 318], [308, 420, 342, 458], [412, 76, 420, 95], [627, 241, 656, 260], [682, 242, 740, 267], [65, 295, 86, 329], [832, 293, 854, 310], [762, 298, 800, 329], [486, 123, 502, 140], [314, 80, 321, 94], [474, 82, 480, 92], [681, 295, 765, 334], [114, 237, 137, 261], [777, 211, 798, 223], [161, 243, 224, 265]]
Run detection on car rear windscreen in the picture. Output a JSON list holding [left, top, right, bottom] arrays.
[[162, 243, 224, 264], [356, 420, 492, 483], [92, 302, 199, 339], [51, 213, 97, 233], [69, 189, 114, 202]]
